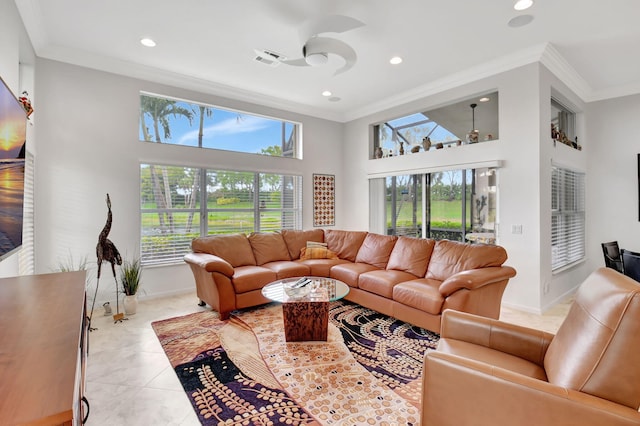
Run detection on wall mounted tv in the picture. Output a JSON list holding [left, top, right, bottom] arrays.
[[0, 76, 27, 260]]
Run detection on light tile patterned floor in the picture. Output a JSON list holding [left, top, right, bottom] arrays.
[[84, 291, 571, 425]]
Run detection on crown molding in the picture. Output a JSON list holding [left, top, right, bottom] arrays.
[[342, 44, 551, 122], [588, 81, 640, 103], [538, 43, 591, 101], [36, 45, 345, 123]]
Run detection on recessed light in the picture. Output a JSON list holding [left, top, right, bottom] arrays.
[[513, 0, 533, 11], [322, 90, 332, 97], [140, 38, 156, 47], [390, 56, 403, 65], [508, 14, 534, 28], [479, 97, 490, 102]]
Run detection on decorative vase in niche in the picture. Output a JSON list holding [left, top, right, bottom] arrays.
[[422, 136, 431, 151], [375, 146, 383, 159], [123, 294, 138, 315], [399, 141, 405, 155]]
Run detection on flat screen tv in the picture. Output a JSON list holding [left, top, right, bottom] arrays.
[[0, 76, 27, 260]]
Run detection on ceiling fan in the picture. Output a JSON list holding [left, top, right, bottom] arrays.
[[255, 14, 364, 75]]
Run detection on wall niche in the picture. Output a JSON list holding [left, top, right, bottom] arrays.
[[372, 92, 499, 159]]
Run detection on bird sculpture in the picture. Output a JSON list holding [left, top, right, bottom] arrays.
[[89, 193, 124, 328]]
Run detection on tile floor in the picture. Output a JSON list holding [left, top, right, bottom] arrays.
[[84, 291, 572, 425]]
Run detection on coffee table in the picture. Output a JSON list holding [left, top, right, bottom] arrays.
[[261, 277, 349, 342]]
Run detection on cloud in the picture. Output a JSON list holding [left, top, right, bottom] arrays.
[[177, 115, 272, 146]]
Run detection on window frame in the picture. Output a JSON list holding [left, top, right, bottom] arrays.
[[140, 163, 303, 267], [551, 165, 586, 271], [139, 92, 302, 159]]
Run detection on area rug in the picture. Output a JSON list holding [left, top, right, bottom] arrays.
[[152, 300, 439, 425]]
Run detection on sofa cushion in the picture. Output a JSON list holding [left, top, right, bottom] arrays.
[[426, 240, 507, 281], [355, 233, 398, 268], [248, 232, 291, 265], [358, 270, 418, 299], [438, 338, 548, 381], [192, 233, 256, 267], [330, 262, 380, 288], [393, 279, 444, 315], [324, 230, 368, 262], [231, 265, 276, 293], [261, 261, 310, 279], [297, 258, 350, 277], [544, 268, 640, 408], [386, 236, 435, 277], [281, 229, 325, 260], [300, 246, 339, 260]]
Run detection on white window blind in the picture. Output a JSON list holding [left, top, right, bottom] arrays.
[[551, 166, 585, 271], [140, 164, 302, 266]]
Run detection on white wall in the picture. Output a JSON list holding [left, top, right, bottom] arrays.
[[586, 94, 640, 272], [539, 66, 589, 309], [33, 59, 343, 303], [342, 63, 595, 313]]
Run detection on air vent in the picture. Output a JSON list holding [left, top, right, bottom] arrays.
[[253, 49, 285, 67]]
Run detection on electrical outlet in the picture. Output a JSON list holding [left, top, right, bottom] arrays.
[[511, 224, 523, 234]]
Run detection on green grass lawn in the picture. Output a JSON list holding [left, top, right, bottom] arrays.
[[389, 199, 470, 228]]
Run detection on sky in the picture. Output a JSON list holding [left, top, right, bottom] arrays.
[[0, 80, 27, 159], [139, 98, 295, 155]]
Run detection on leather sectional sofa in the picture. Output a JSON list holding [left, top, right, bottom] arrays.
[[184, 229, 516, 332]]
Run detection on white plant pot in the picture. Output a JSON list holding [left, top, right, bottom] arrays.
[[123, 294, 138, 315]]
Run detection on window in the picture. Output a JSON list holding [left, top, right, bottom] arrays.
[[373, 92, 499, 158], [551, 166, 585, 271], [551, 98, 576, 145], [384, 167, 497, 241], [140, 164, 302, 266], [139, 93, 300, 158]]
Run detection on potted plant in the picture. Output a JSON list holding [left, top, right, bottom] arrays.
[[119, 257, 142, 315]]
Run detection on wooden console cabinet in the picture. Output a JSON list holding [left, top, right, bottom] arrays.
[[0, 271, 88, 425]]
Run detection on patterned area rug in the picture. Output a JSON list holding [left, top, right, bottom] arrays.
[[152, 300, 439, 425]]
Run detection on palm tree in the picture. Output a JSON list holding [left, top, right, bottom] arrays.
[[184, 105, 213, 232], [140, 96, 193, 232]]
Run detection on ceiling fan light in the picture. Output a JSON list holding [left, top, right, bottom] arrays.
[[305, 52, 328, 66]]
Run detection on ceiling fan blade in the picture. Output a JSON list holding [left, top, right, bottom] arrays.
[[306, 37, 358, 75], [281, 58, 310, 67], [299, 14, 364, 41]]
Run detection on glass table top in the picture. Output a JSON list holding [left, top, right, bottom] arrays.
[[261, 277, 350, 303]]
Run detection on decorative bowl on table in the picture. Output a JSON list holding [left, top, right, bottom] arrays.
[[283, 277, 312, 299]]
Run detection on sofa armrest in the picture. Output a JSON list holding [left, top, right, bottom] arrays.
[[184, 253, 234, 277], [438, 266, 516, 296], [440, 309, 554, 366], [423, 351, 640, 426]]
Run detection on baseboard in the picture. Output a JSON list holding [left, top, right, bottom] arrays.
[[501, 301, 542, 315], [502, 285, 577, 316], [137, 287, 196, 301]]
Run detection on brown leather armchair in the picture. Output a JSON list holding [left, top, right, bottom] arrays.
[[422, 267, 640, 426]]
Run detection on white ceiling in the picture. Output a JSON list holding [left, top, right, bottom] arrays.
[[15, 0, 640, 122]]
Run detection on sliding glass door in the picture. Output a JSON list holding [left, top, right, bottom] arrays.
[[384, 167, 496, 242]]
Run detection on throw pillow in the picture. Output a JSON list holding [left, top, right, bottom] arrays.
[[300, 246, 339, 260]]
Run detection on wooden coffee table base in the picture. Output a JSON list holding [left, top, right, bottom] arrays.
[[282, 298, 329, 342]]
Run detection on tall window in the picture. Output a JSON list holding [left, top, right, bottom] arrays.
[[385, 167, 496, 241], [139, 93, 300, 158], [140, 164, 302, 266], [551, 166, 585, 271]]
